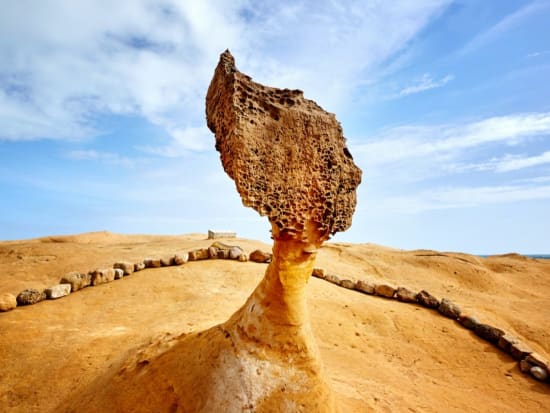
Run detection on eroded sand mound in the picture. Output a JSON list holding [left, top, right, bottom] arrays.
[[1, 233, 549, 412]]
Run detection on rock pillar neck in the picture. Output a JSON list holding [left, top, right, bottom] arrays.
[[226, 233, 321, 353]]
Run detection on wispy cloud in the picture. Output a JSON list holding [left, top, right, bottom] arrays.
[[453, 151, 550, 173], [398, 73, 454, 96], [371, 184, 550, 214], [354, 112, 550, 169], [526, 50, 550, 58], [138, 125, 212, 156], [496, 151, 550, 172], [354, 111, 550, 217], [459, 1, 550, 56]]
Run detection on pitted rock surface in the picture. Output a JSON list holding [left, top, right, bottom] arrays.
[[206, 50, 361, 241], [16, 288, 46, 306]]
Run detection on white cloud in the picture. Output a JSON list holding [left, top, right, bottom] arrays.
[[0, 0, 246, 144], [354, 112, 550, 169], [398, 73, 454, 96], [0, 0, 452, 147], [494, 151, 550, 172], [138, 125, 213, 156]]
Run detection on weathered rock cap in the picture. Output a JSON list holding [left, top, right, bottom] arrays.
[[206, 50, 362, 243]]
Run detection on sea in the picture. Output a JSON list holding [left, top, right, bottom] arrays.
[[478, 254, 550, 259], [527, 255, 550, 260]]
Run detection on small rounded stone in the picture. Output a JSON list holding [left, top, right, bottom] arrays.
[[530, 366, 548, 381], [0, 293, 17, 312]]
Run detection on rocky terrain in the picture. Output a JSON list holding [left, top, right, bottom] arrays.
[[1, 231, 549, 412]]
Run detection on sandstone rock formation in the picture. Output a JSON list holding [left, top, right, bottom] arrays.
[[61, 50, 361, 413], [202, 49, 360, 412], [206, 50, 361, 243]]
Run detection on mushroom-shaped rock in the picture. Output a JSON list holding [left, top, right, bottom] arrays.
[[64, 50, 361, 413]]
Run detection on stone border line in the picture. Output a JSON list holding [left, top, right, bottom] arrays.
[[311, 268, 550, 385], [0, 245, 548, 386], [0, 241, 251, 311]]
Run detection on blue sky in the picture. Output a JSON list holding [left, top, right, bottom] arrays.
[[1, 0, 549, 254]]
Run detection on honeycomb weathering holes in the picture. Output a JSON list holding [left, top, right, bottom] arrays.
[[206, 50, 362, 242]]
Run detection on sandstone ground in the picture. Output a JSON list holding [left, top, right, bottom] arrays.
[[0, 232, 548, 412]]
